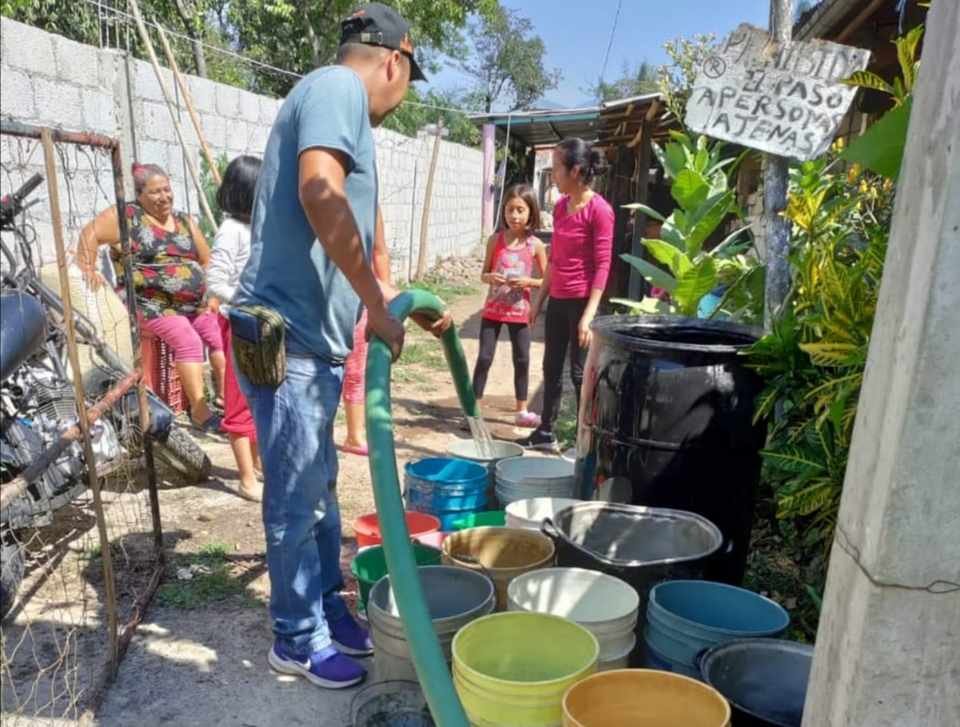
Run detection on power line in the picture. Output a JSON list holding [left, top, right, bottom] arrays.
[[81, 0, 302, 79], [597, 0, 623, 94], [79, 0, 473, 118]]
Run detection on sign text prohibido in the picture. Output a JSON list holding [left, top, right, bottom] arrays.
[[685, 24, 871, 161]]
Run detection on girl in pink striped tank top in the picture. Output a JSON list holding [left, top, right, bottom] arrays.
[[473, 184, 548, 428]]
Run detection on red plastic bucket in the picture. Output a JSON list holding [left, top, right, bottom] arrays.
[[354, 511, 441, 548]]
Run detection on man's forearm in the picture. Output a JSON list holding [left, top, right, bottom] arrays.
[[302, 185, 383, 311]]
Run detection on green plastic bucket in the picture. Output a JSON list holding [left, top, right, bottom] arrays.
[[450, 511, 506, 530], [351, 543, 442, 615]]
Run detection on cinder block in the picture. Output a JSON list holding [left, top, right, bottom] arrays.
[[137, 139, 169, 169], [2, 19, 57, 77], [33, 77, 84, 130], [260, 97, 281, 125], [98, 50, 120, 92], [201, 113, 227, 150], [238, 90, 260, 123], [82, 89, 117, 134], [0, 67, 36, 121], [141, 100, 175, 142], [135, 60, 171, 103], [54, 33, 99, 87], [247, 124, 270, 155], [188, 76, 217, 113], [215, 83, 240, 117]]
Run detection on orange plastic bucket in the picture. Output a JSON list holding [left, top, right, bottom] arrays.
[[562, 669, 731, 727], [354, 511, 440, 548]]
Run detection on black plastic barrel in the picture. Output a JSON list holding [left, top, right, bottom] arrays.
[[575, 315, 766, 584]]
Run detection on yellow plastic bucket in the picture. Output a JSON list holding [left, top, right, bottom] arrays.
[[442, 526, 555, 610], [561, 669, 731, 727], [453, 612, 599, 726]]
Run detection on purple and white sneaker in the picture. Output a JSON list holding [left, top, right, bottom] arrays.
[[268, 642, 366, 689], [329, 612, 374, 657]]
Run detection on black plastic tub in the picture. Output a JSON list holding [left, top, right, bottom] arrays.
[[698, 638, 814, 727], [575, 315, 766, 583], [542, 501, 723, 663]]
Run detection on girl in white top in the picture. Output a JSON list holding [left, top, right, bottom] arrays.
[[207, 155, 263, 502]]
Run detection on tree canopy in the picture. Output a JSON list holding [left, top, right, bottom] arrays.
[[457, 5, 560, 112]]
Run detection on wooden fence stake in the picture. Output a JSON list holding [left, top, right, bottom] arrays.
[[127, 0, 217, 230], [41, 129, 120, 668], [154, 22, 221, 187], [415, 120, 444, 280]]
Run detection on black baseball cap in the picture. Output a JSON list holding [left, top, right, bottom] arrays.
[[340, 3, 427, 82]]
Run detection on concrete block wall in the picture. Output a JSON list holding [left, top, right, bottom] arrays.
[[0, 18, 482, 277]]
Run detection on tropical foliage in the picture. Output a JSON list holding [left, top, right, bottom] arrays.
[[749, 158, 894, 549], [746, 20, 922, 636], [615, 132, 763, 322], [841, 25, 923, 179]]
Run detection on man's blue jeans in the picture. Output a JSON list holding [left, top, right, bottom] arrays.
[[236, 354, 347, 656]]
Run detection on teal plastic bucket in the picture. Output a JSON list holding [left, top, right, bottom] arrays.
[[644, 579, 790, 675]]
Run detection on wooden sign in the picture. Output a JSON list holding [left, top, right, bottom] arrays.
[[685, 24, 871, 160]]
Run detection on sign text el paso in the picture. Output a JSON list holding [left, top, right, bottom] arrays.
[[686, 24, 871, 160]]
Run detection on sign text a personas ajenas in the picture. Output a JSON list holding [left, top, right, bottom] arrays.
[[685, 24, 871, 160]]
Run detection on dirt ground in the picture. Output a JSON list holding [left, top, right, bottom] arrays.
[[89, 278, 559, 727]]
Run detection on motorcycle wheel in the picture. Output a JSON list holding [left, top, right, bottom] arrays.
[[1, 538, 25, 622], [152, 426, 211, 484]]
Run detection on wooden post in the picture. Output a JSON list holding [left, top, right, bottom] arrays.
[[154, 22, 221, 186], [803, 2, 960, 723], [481, 123, 496, 238], [762, 0, 794, 329], [415, 120, 444, 280], [627, 120, 653, 301], [41, 129, 120, 668], [127, 0, 217, 230]]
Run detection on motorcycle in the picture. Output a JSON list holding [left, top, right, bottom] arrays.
[[0, 173, 211, 620]]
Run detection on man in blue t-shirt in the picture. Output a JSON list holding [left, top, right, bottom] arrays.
[[232, 3, 451, 689]]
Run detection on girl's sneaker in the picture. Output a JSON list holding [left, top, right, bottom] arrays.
[[517, 429, 559, 453], [515, 411, 541, 429]]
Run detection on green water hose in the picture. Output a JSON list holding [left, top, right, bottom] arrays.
[[365, 289, 476, 727]]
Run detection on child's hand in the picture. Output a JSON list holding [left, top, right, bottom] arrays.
[[487, 273, 507, 286], [508, 277, 532, 289]]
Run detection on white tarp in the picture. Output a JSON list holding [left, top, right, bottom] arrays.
[[685, 23, 871, 160]]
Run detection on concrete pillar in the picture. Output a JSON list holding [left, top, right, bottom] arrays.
[[803, 3, 960, 725], [481, 122, 496, 238]]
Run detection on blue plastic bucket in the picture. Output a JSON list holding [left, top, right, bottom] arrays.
[[406, 485, 486, 512], [404, 458, 489, 531], [643, 580, 789, 676]]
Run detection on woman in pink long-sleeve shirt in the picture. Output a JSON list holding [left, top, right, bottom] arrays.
[[521, 138, 614, 451]]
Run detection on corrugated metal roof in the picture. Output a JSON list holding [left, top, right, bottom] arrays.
[[795, 0, 862, 40], [468, 107, 601, 146]]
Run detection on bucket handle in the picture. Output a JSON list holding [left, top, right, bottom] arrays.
[[540, 517, 561, 541], [693, 647, 711, 677]]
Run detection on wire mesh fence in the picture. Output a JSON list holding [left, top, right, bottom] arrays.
[[1, 120, 164, 723]]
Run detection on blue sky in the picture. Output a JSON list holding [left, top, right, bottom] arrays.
[[428, 0, 771, 108]]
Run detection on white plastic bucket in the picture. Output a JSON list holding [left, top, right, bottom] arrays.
[[506, 497, 581, 530], [507, 567, 639, 663], [495, 456, 576, 506]]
